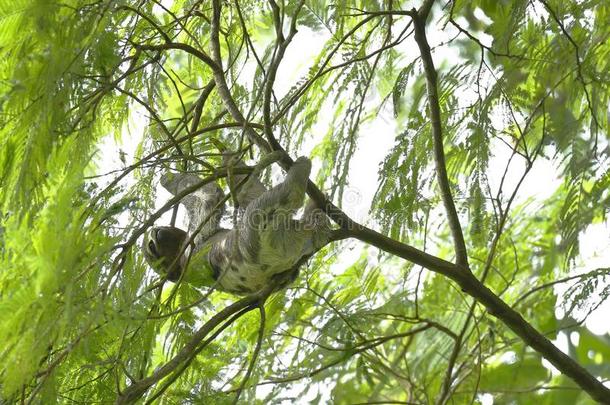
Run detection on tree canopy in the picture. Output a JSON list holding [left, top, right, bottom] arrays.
[[1, 0, 609, 403]]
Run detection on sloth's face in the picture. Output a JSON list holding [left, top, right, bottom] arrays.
[[143, 226, 188, 281]]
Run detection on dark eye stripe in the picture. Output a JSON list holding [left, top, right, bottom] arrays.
[[148, 240, 158, 256]]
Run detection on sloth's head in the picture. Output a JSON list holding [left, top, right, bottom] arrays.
[[143, 226, 188, 281]]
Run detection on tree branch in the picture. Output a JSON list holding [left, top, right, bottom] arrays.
[[262, 1, 304, 148], [411, 8, 469, 267], [136, 42, 221, 73], [208, 0, 270, 151], [114, 286, 275, 403], [349, 222, 610, 403], [232, 305, 266, 404]]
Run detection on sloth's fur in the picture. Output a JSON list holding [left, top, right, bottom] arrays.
[[143, 156, 329, 294]]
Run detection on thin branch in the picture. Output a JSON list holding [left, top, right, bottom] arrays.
[[272, 15, 413, 125], [90, 121, 263, 208], [514, 267, 609, 307], [114, 287, 273, 403], [263, 1, 304, 150], [230, 324, 433, 390], [118, 5, 172, 44], [144, 306, 253, 404], [135, 42, 221, 72], [411, 9, 469, 267], [209, 0, 270, 150], [232, 305, 266, 404], [538, 0, 601, 151]]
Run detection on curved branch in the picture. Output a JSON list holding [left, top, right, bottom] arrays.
[[232, 305, 266, 404], [209, 0, 270, 151], [262, 1, 304, 148], [114, 287, 273, 403], [411, 9, 469, 267], [237, 324, 433, 389], [136, 42, 221, 72]]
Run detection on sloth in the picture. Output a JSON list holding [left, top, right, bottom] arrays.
[[143, 156, 330, 295]]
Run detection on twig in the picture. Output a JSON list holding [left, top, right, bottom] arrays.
[[232, 305, 267, 404]]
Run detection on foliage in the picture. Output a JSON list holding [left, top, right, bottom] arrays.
[[0, 0, 609, 403]]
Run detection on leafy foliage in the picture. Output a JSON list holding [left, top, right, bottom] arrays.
[[0, 0, 609, 403]]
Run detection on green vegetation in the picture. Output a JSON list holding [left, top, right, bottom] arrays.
[[0, 0, 609, 403]]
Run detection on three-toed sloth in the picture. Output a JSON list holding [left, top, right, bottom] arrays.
[[143, 156, 330, 295]]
